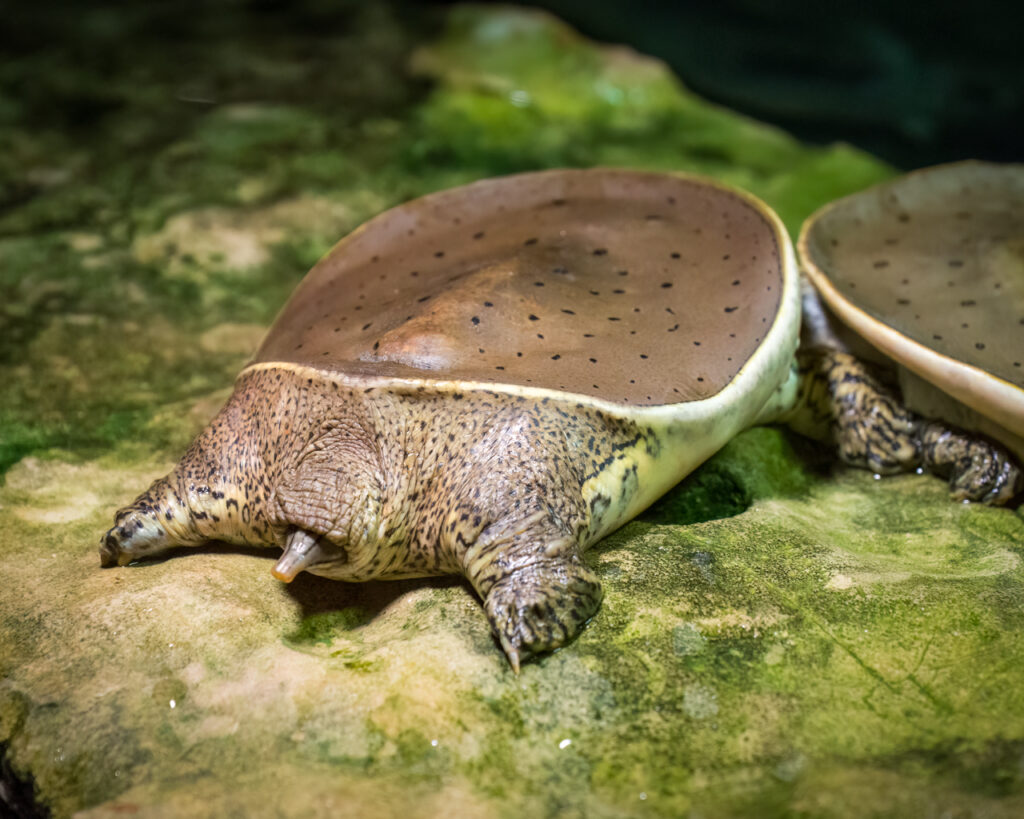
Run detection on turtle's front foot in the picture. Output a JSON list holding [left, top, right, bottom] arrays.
[[825, 354, 921, 474], [482, 553, 603, 673], [920, 422, 1023, 504], [788, 350, 921, 474]]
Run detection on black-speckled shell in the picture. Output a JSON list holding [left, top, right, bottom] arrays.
[[253, 168, 786, 407], [799, 161, 1024, 440]]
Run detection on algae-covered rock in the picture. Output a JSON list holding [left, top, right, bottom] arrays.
[[1, 4, 1022, 818]]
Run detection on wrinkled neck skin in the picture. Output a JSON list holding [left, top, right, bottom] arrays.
[[168, 370, 396, 547], [103, 370, 331, 564], [166, 381, 296, 547]]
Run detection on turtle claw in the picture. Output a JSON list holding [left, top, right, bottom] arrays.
[[483, 558, 603, 671], [500, 638, 522, 676], [922, 422, 1023, 505]]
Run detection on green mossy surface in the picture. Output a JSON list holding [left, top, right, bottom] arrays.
[[1, 4, 1022, 817]]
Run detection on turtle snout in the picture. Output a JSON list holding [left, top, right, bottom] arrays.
[[99, 509, 171, 567], [99, 528, 122, 567], [99, 522, 144, 567]]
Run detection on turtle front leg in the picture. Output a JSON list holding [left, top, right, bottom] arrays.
[[787, 348, 920, 474], [786, 348, 1022, 503], [462, 510, 603, 672], [919, 422, 1022, 504]]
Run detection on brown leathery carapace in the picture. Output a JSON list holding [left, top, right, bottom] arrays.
[[101, 168, 1022, 670], [800, 160, 1024, 466]]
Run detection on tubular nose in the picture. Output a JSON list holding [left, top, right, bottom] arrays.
[[272, 530, 326, 583], [99, 529, 122, 567]]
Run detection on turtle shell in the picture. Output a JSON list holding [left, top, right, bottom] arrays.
[[799, 161, 1024, 442], [251, 168, 798, 413]]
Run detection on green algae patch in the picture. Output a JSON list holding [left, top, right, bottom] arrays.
[[409, 5, 892, 233], [571, 425, 1024, 815], [131, 194, 355, 283], [640, 459, 751, 527], [286, 608, 373, 645], [640, 426, 822, 530]]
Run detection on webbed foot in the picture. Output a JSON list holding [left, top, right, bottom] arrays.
[[464, 512, 602, 671], [790, 349, 1022, 504], [921, 422, 1023, 504], [482, 554, 603, 673]]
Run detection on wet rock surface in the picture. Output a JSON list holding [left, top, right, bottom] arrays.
[[1, 4, 1022, 817]]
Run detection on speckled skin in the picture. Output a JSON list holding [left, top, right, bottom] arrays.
[[787, 348, 920, 473], [101, 350, 1021, 669], [102, 365, 659, 668], [919, 420, 1022, 503], [782, 335, 1021, 501], [785, 348, 1021, 502]]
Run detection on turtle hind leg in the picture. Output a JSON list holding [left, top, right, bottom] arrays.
[[787, 348, 920, 475], [920, 422, 1022, 504], [464, 512, 602, 673]]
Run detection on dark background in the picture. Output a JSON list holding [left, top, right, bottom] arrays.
[[2, 0, 1023, 168], [495, 0, 1024, 168]]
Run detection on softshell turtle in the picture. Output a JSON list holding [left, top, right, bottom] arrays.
[[800, 160, 1024, 490], [101, 169, 1019, 669]]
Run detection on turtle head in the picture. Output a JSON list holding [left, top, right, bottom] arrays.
[[100, 476, 203, 567], [100, 376, 286, 568]]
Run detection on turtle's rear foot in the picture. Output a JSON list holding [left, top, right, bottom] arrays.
[[920, 422, 1022, 504]]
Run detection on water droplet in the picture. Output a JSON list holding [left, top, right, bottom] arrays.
[[508, 89, 531, 107]]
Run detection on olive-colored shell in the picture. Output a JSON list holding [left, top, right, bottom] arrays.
[[253, 169, 786, 407], [799, 161, 1024, 439]]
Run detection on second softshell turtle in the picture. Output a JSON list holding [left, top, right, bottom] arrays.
[[800, 161, 1024, 463], [100, 169, 1020, 669]]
